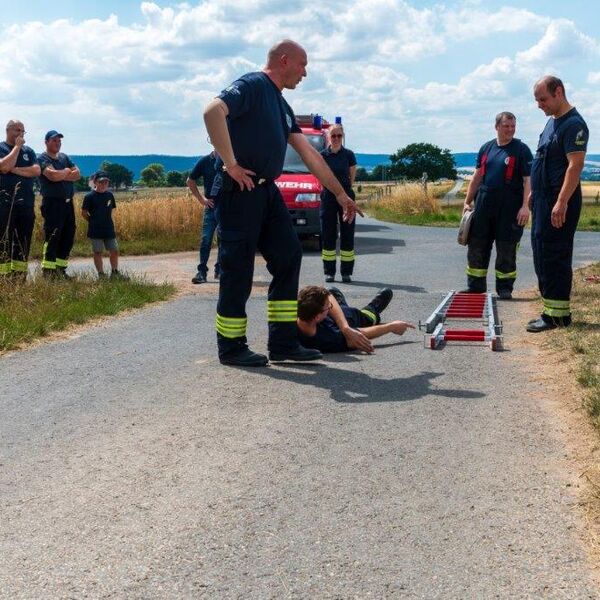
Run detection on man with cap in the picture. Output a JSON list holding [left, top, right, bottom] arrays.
[[0, 120, 40, 280], [38, 130, 81, 278], [203, 39, 361, 367]]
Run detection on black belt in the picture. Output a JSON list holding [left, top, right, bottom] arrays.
[[222, 171, 274, 192]]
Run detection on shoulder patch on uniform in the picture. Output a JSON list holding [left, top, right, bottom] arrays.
[[224, 84, 241, 96], [285, 113, 292, 129], [575, 129, 587, 146]]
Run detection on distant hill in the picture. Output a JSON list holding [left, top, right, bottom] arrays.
[[70, 152, 600, 181]]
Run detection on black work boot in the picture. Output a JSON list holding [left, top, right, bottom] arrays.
[[192, 271, 207, 284], [366, 288, 393, 315], [327, 287, 347, 306], [219, 347, 269, 367], [269, 345, 323, 362]]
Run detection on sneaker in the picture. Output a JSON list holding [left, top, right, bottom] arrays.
[[325, 274, 335, 283], [219, 347, 269, 367], [497, 290, 512, 300], [367, 288, 393, 314], [327, 287, 347, 306], [342, 275, 352, 283], [192, 271, 207, 284], [98, 272, 108, 280], [110, 270, 129, 281]]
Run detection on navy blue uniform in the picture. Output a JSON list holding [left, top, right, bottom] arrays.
[[0, 143, 37, 276], [298, 301, 378, 353], [189, 153, 220, 276], [320, 146, 357, 277], [38, 152, 77, 271], [214, 71, 303, 359], [466, 138, 533, 294], [81, 191, 116, 239], [530, 107, 588, 323]]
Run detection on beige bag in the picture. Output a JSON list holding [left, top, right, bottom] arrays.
[[457, 209, 474, 246]]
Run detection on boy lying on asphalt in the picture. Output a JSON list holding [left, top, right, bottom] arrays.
[[296, 285, 414, 354]]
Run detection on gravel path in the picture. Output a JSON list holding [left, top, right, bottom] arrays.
[[1, 220, 599, 598]]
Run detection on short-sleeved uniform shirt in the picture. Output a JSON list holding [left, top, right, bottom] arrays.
[[38, 152, 76, 199], [320, 146, 356, 196], [217, 71, 301, 180], [81, 190, 116, 239], [0, 143, 37, 207], [189, 153, 218, 199], [531, 108, 588, 193], [298, 305, 363, 353], [476, 138, 533, 194]]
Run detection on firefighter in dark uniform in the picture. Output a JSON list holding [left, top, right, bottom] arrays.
[[203, 39, 360, 367], [320, 122, 357, 283], [463, 112, 533, 299], [38, 131, 81, 278], [527, 76, 588, 332], [0, 120, 40, 280]]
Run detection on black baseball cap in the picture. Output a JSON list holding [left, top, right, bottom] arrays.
[[93, 170, 110, 181], [45, 130, 64, 141]]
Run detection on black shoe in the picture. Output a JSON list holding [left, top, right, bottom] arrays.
[[342, 275, 352, 283], [325, 274, 335, 283], [526, 317, 558, 333], [110, 270, 129, 281], [219, 348, 269, 367], [56, 268, 73, 280], [367, 288, 393, 315], [497, 290, 512, 300], [192, 271, 207, 284], [98, 272, 108, 280], [327, 286, 347, 306], [269, 346, 323, 362]]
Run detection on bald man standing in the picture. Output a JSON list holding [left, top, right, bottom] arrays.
[[0, 120, 40, 280], [527, 76, 589, 332], [204, 39, 361, 367]]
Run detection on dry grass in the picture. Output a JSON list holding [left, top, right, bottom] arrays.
[[370, 183, 441, 215], [26, 189, 203, 257]]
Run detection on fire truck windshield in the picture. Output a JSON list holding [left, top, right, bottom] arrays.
[[282, 134, 326, 173]]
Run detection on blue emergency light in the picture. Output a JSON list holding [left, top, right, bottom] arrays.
[[335, 116, 342, 124], [312, 114, 322, 129]]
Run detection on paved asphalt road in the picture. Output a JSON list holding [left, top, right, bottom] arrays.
[[1, 219, 599, 598]]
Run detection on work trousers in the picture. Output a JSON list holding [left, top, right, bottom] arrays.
[[466, 186, 524, 294], [320, 191, 355, 277], [215, 181, 302, 358], [197, 205, 220, 275], [531, 187, 581, 321], [41, 196, 76, 270], [0, 201, 35, 276]]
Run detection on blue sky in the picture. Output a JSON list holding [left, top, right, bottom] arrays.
[[0, 0, 598, 155]]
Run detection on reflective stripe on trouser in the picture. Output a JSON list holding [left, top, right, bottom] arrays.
[[215, 182, 302, 358], [360, 308, 378, 324], [531, 188, 581, 319], [0, 261, 10, 275], [216, 314, 247, 338], [320, 192, 355, 276], [542, 297, 570, 318], [11, 259, 28, 272], [322, 249, 336, 276], [268, 300, 297, 323], [41, 197, 75, 271]]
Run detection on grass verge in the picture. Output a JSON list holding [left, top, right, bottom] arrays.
[[549, 263, 600, 427], [0, 272, 176, 352]]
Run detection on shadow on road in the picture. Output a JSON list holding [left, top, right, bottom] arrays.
[[355, 223, 393, 233], [347, 279, 427, 293], [355, 235, 405, 256], [266, 364, 486, 404]]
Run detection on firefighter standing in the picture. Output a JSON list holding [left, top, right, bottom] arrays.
[[527, 76, 588, 332], [320, 123, 357, 283], [0, 120, 40, 280], [38, 131, 80, 278], [203, 39, 360, 367], [463, 112, 533, 299]]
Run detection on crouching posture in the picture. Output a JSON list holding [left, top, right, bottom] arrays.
[[296, 285, 414, 353]]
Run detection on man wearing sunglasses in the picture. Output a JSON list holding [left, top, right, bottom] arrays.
[[296, 286, 414, 353]]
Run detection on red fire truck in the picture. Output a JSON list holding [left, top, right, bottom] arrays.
[[275, 115, 333, 241]]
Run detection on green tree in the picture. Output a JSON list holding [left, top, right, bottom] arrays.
[[389, 143, 457, 180], [74, 175, 92, 192], [355, 167, 369, 181], [166, 170, 186, 187], [370, 164, 391, 181], [100, 161, 134, 189], [140, 163, 166, 187]]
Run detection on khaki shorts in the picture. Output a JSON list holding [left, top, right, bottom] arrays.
[[91, 238, 118, 252]]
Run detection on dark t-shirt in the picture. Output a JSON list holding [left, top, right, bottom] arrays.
[[0, 143, 37, 208], [476, 138, 532, 193], [189, 153, 218, 199], [217, 71, 301, 180], [81, 190, 116, 239], [531, 108, 589, 193], [38, 152, 75, 199], [298, 305, 363, 353], [320, 146, 356, 194]]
